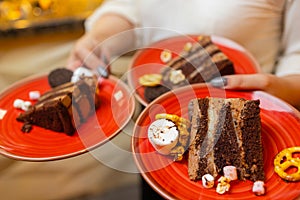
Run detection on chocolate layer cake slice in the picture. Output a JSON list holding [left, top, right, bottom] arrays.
[[17, 76, 100, 135], [144, 36, 235, 103], [162, 35, 235, 89], [188, 97, 264, 182]]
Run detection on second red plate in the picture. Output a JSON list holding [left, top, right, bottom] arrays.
[[128, 35, 260, 106]]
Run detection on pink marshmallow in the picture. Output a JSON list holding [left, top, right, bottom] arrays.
[[252, 181, 265, 196], [223, 166, 238, 181]]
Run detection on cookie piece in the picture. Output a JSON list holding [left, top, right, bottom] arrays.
[[48, 68, 73, 88], [144, 85, 170, 103]]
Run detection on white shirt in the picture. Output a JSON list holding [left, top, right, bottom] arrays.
[[86, 0, 300, 76]]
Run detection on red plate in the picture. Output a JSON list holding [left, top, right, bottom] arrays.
[[128, 35, 261, 106], [132, 84, 300, 200], [0, 74, 135, 161]]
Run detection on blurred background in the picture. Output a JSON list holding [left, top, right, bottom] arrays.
[[0, 0, 103, 32], [0, 0, 105, 91], [0, 1, 141, 200]]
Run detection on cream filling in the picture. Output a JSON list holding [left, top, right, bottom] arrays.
[[206, 98, 224, 177], [225, 98, 247, 173]]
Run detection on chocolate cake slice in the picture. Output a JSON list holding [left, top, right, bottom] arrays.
[[144, 35, 235, 102], [17, 76, 100, 135], [188, 97, 264, 182], [144, 85, 170, 103], [162, 36, 234, 89]]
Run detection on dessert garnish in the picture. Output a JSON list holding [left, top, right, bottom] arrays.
[[216, 176, 231, 194], [113, 90, 124, 102], [252, 181, 266, 196], [169, 70, 185, 84], [148, 118, 179, 155], [148, 113, 190, 161], [202, 174, 215, 188], [71, 67, 94, 83], [160, 49, 172, 63], [29, 91, 41, 100], [13, 99, 32, 111], [0, 109, 7, 120], [223, 166, 238, 181], [48, 68, 73, 88], [139, 74, 162, 87], [183, 42, 193, 52], [274, 146, 300, 181]]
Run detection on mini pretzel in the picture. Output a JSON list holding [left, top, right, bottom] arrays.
[[274, 146, 300, 182]]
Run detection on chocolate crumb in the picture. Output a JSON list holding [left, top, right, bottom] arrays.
[[21, 122, 32, 133]]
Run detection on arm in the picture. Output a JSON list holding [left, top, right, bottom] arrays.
[[211, 1, 300, 109], [67, 13, 135, 70], [216, 74, 300, 108]]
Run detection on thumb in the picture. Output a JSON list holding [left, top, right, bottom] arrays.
[[210, 74, 271, 90]]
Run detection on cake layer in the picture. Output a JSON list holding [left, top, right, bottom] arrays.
[[188, 98, 210, 180], [188, 97, 264, 182]]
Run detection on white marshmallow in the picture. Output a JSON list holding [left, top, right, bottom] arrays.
[[148, 119, 179, 155], [14, 99, 32, 111], [29, 91, 40, 100], [21, 101, 32, 111], [223, 166, 238, 181], [73, 67, 94, 77], [13, 99, 24, 109], [71, 76, 80, 83], [0, 109, 7, 120], [202, 174, 215, 188], [252, 181, 265, 196], [114, 90, 123, 102], [169, 70, 185, 84], [71, 67, 94, 83]]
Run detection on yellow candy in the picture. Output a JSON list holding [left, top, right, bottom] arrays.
[[138, 74, 162, 86], [216, 176, 231, 194], [155, 113, 190, 127], [274, 146, 300, 182], [183, 42, 193, 52], [160, 49, 172, 63]]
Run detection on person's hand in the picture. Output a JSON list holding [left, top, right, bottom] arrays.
[[66, 33, 108, 71], [66, 14, 134, 73], [210, 73, 300, 108]]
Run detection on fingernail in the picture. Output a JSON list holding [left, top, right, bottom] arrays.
[[96, 66, 109, 78], [209, 77, 228, 88], [102, 54, 109, 65]]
